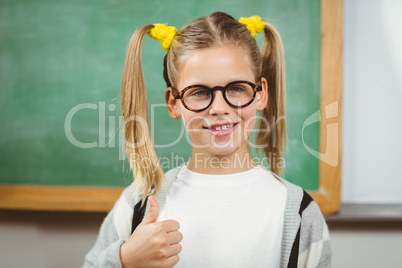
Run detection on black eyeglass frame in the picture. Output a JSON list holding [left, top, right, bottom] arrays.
[[171, 80, 262, 112]]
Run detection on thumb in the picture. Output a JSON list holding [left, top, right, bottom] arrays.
[[140, 196, 160, 225]]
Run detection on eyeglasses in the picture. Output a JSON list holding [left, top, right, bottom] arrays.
[[172, 80, 262, 112]]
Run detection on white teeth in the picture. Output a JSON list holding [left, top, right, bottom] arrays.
[[212, 124, 233, 131]]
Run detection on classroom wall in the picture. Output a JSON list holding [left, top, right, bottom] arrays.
[[1, 0, 401, 267], [1, 211, 402, 268], [342, 0, 402, 203]]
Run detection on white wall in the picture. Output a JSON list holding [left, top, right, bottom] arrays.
[[1, 1, 402, 267], [330, 223, 402, 268], [0, 211, 103, 268], [342, 0, 402, 203], [1, 211, 402, 268]]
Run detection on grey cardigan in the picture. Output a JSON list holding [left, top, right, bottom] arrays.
[[83, 164, 332, 267]]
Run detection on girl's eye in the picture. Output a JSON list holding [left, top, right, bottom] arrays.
[[227, 85, 246, 94], [188, 87, 210, 97]]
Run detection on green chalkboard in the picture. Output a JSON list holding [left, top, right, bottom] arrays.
[[0, 0, 320, 190]]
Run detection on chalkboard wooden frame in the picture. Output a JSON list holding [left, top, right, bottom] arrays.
[[0, 0, 342, 214], [309, 0, 342, 215]]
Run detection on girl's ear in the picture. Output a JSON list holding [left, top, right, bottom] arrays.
[[165, 87, 181, 119], [256, 77, 269, 111]]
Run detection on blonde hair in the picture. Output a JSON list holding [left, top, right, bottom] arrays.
[[121, 12, 287, 206]]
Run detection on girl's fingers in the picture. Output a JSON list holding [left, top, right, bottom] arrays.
[[167, 230, 183, 245], [166, 252, 180, 267], [167, 243, 182, 257], [159, 219, 180, 233]]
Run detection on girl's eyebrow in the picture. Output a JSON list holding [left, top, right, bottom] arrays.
[[182, 78, 254, 88]]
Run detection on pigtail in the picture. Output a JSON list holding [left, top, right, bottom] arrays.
[[121, 24, 165, 207], [256, 20, 288, 177]]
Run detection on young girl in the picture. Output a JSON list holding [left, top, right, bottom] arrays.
[[84, 12, 331, 268]]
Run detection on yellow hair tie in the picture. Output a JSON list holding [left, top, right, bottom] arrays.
[[239, 15, 264, 38], [148, 23, 177, 52]]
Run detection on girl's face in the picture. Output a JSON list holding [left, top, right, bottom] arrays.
[[165, 46, 268, 158]]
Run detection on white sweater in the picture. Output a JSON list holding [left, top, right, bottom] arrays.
[[157, 164, 287, 267], [83, 164, 332, 267]]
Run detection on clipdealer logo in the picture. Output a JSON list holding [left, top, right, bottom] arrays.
[[63, 102, 187, 160], [64, 100, 340, 167], [302, 100, 339, 167], [64, 102, 126, 159]]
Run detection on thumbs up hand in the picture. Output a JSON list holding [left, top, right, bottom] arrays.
[[140, 195, 161, 225], [120, 196, 183, 268]]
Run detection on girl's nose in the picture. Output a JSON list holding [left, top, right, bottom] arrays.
[[208, 91, 230, 116]]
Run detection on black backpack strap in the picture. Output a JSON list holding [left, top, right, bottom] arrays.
[[288, 190, 314, 268], [131, 196, 149, 234]]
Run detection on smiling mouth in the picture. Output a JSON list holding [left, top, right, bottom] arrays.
[[203, 123, 238, 131]]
